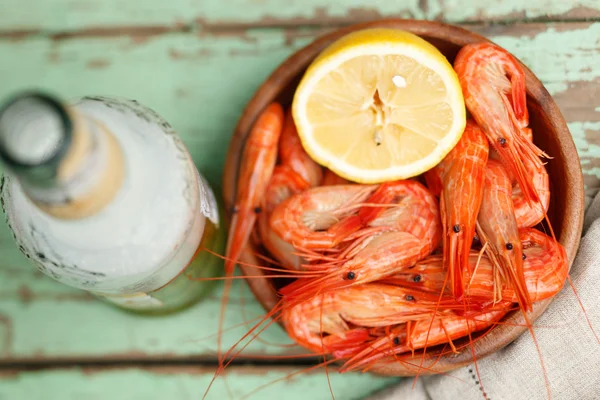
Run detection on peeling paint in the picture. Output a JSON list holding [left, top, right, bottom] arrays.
[[0, 313, 13, 355], [49, 26, 187, 42], [469, 22, 568, 40], [0, 0, 598, 34], [551, 78, 600, 122], [1, 3, 599, 45], [490, 23, 600, 94], [0, 30, 41, 41], [168, 48, 212, 60], [0, 291, 94, 303], [46, 51, 60, 63], [439, 1, 600, 22], [568, 121, 600, 189], [86, 58, 110, 69], [17, 285, 33, 304], [174, 88, 190, 98], [569, 121, 600, 164]]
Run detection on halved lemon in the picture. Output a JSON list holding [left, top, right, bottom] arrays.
[[292, 28, 466, 183]]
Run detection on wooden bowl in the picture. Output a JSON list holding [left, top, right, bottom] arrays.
[[221, 19, 584, 376]]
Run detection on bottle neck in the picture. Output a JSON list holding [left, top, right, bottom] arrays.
[[0, 93, 125, 219]]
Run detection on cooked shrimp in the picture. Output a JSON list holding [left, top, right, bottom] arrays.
[[340, 308, 508, 372], [454, 42, 548, 209], [279, 109, 323, 187], [269, 184, 376, 250], [477, 159, 530, 311], [282, 283, 457, 355], [425, 119, 489, 299], [258, 165, 311, 270], [279, 180, 441, 303], [387, 228, 568, 304], [221, 102, 284, 363]]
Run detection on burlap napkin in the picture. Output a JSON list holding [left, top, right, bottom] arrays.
[[367, 188, 600, 400]]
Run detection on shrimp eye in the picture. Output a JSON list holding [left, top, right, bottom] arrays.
[[405, 294, 415, 301], [346, 272, 356, 280], [231, 206, 239, 214], [505, 243, 513, 250], [254, 207, 262, 214], [413, 275, 422, 283], [499, 137, 507, 146], [393, 337, 401, 345], [453, 224, 460, 233], [522, 254, 527, 260]]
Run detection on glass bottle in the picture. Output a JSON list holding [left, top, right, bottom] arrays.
[[0, 92, 226, 314]]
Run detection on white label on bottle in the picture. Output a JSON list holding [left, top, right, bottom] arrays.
[[197, 173, 219, 227], [97, 292, 164, 309]]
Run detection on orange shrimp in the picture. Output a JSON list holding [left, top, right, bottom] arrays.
[[282, 283, 457, 356], [454, 42, 548, 208], [279, 180, 441, 303], [424, 119, 489, 300], [321, 168, 351, 186], [477, 159, 531, 311], [225, 102, 284, 274], [269, 184, 376, 250], [340, 308, 509, 373], [504, 227, 567, 302], [279, 110, 323, 187], [489, 126, 550, 228], [258, 165, 312, 270], [221, 102, 284, 363], [388, 228, 568, 304], [512, 148, 550, 229]]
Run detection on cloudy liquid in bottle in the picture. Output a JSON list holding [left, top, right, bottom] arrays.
[[0, 93, 225, 314]]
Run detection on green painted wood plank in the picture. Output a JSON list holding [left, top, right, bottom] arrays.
[[0, 278, 298, 360], [0, 0, 599, 33], [0, 366, 399, 400], [0, 22, 598, 361]]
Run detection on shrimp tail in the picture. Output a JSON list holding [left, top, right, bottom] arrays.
[[328, 215, 364, 243], [358, 181, 401, 223], [326, 328, 372, 357], [224, 211, 256, 275], [342, 336, 405, 372]]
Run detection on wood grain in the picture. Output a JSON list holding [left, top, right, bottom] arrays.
[[0, 0, 598, 33], [0, 276, 299, 360], [0, 21, 598, 363], [0, 366, 398, 399]]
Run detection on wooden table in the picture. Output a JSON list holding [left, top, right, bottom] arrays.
[[0, 1, 599, 399]]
